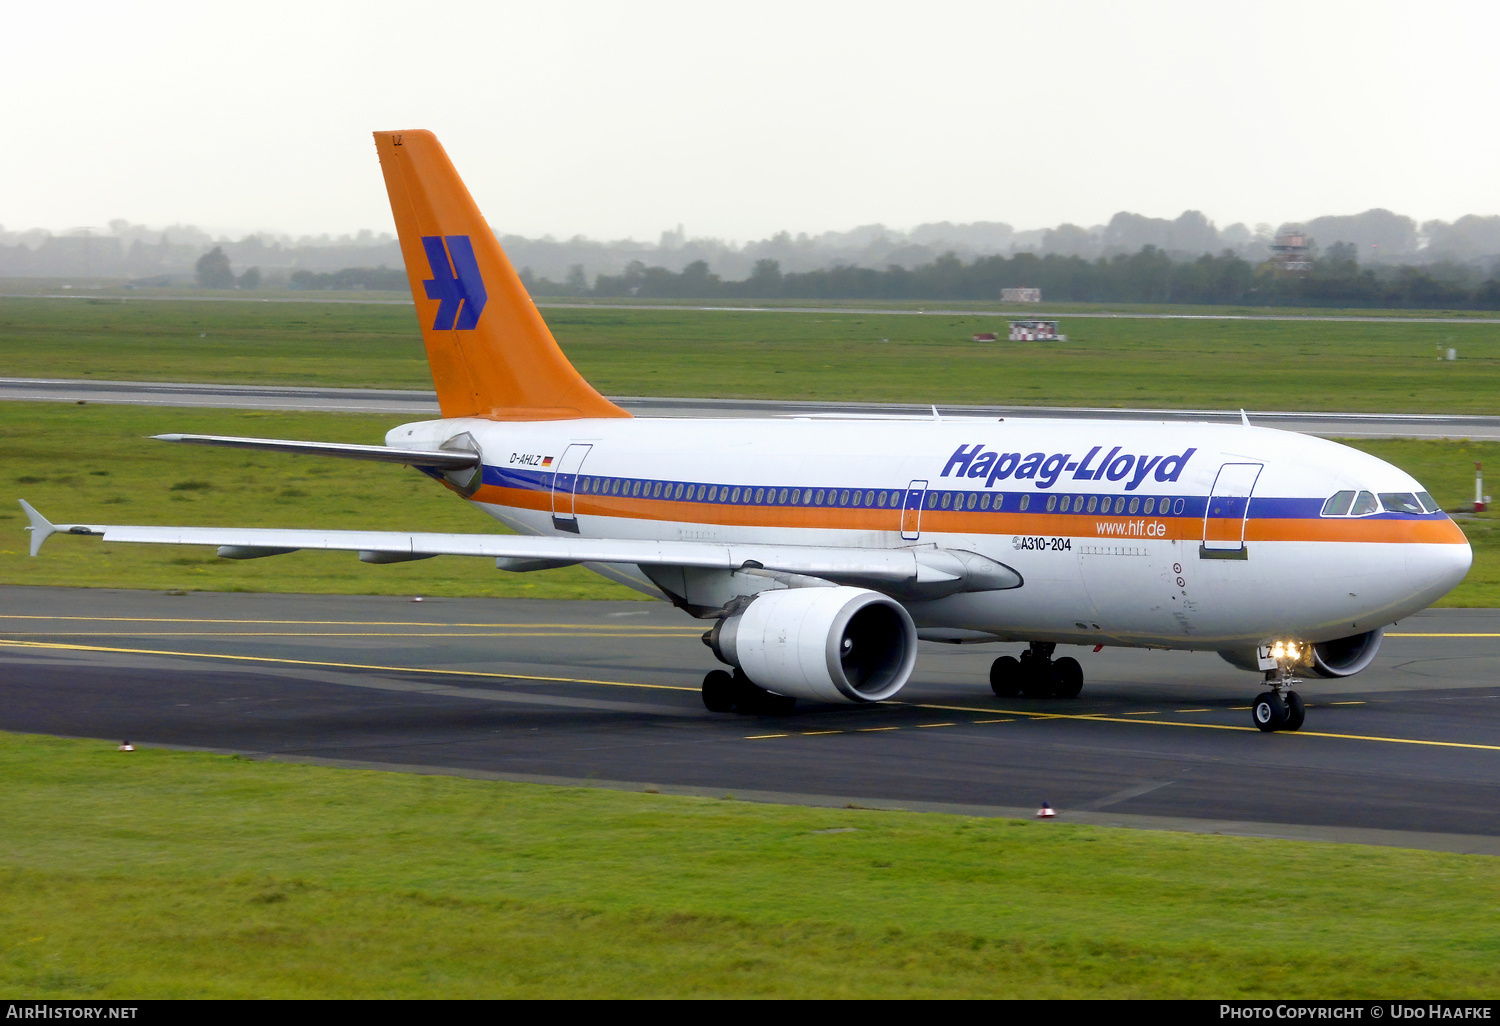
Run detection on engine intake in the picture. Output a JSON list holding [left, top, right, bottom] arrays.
[[708, 587, 917, 703], [1309, 628, 1383, 678]]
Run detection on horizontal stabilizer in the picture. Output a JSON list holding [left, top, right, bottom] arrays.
[[153, 434, 478, 469], [18, 499, 55, 558]]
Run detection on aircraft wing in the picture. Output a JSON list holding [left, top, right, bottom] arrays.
[[17, 501, 1019, 590]]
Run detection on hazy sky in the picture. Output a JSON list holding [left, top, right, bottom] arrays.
[[5, 0, 1496, 242]]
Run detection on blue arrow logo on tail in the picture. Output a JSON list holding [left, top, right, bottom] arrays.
[[421, 235, 488, 331]]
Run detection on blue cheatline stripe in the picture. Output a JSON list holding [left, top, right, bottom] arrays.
[[462, 465, 1447, 522]]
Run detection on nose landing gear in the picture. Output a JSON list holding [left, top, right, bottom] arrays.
[[1252, 660, 1306, 732], [990, 643, 1084, 699]]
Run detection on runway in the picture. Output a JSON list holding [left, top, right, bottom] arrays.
[[3, 586, 1498, 855], [6, 376, 1500, 439]]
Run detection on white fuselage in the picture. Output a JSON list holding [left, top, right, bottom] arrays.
[[388, 415, 1471, 651]]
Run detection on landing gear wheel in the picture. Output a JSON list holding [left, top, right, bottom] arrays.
[[1252, 691, 1289, 732], [1052, 657, 1084, 699], [702, 669, 736, 713], [989, 656, 1022, 697], [731, 669, 797, 716], [1283, 691, 1306, 732], [1018, 652, 1053, 697]]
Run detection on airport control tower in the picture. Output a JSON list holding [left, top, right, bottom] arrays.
[[1270, 229, 1313, 272]]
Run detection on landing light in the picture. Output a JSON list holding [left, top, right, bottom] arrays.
[[1270, 641, 1302, 660]]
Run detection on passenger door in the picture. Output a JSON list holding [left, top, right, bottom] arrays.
[[1201, 462, 1262, 559], [550, 443, 593, 534]]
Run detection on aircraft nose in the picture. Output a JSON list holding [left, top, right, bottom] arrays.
[[1405, 533, 1472, 603]]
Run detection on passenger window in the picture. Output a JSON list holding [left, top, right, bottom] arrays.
[[1417, 491, 1441, 513], [1019, 494, 1031, 511], [1350, 490, 1378, 516], [1045, 494, 1057, 512], [1086, 495, 1098, 513], [1379, 492, 1424, 515], [1144, 497, 1155, 515], [980, 494, 991, 510], [1322, 491, 1355, 516]]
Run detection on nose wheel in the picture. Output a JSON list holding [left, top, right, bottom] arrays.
[[990, 643, 1083, 699], [1252, 673, 1306, 732]]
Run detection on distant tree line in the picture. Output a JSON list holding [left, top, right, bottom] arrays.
[[287, 266, 407, 291], [194, 246, 260, 290], [514, 247, 1500, 310]]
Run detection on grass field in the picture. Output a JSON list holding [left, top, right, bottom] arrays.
[[2, 731, 1496, 998], [0, 403, 641, 601], [5, 296, 1500, 412]]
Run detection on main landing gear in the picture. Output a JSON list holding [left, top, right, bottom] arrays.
[[989, 642, 1084, 700], [1252, 666, 1306, 733], [701, 668, 797, 715]]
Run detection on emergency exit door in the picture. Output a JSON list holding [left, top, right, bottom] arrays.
[[900, 480, 928, 540]]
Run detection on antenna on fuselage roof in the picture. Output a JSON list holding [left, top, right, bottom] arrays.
[[931, 405, 941, 422], [1240, 409, 1251, 427]]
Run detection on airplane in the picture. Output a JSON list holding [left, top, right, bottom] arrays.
[[19, 129, 1472, 733]]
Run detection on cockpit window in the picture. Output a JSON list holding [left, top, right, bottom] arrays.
[[1379, 492, 1425, 515], [1416, 491, 1442, 514], [1322, 489, 1385, 517], [1321, 491, 1355, 516]]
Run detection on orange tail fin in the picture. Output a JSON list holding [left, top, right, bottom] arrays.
[[373, 130, 629, 421]]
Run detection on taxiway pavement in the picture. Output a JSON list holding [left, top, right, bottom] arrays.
[[2, 586, 1497, 854]]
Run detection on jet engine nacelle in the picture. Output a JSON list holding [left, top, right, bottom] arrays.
[[1308, 628, 1384, 678], [708, 586, 917, 703]]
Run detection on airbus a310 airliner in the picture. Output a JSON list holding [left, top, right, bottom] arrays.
[[21, 130, 1472, 732]]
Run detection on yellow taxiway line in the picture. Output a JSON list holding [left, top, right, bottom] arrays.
[[0, 638, 698, 692], [0, 631, 698, 639], [0, 614, 700, 632]]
